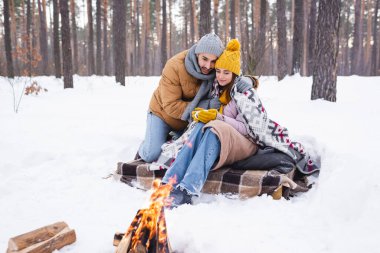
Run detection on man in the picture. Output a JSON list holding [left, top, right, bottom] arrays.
[[137, 33, 224, 163]]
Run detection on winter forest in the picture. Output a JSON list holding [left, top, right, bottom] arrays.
[[1, 1, 380, 252], [0, 0, 379, 98]]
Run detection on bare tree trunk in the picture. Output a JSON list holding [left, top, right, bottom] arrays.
[[371, 0, 379, 75], [26, 0, 32, 76], [255, 0, 267, 72], [364, 0, 373, 75], [87, 0, 95, 75], [10, 0, 20, 75], [291, 0, 304, 75], [250, 0, 254, 48], [213, 0, 219, 35], [184, 1, 189, 48], [113, 0, 126, 85], [37, 0, 48, 75], [311, 0, 340, 102], [200, 0, 211, 37], [190, 0, 195, 44], [254, 0, 261, 42], [241, 0, 249, 74], [53, 0, 61, 77], [60, 0, 73, 88], [225, 0, 229, 43], [96, 0, 102, 74], [141, 0, 150, 75], [3, 0, 14, 77], [194, 0, 199, 40], [301, 0, 310, 76], [155, 0, 161, 74], [230, 0, 235, 38], [103, 0, 110, 75], [339, 0, 351, 75], [136, 0, 141, 74], [70, 0, 79, 74], [31, 0, 38, 64], [236, 0, 241, 38], [308, 0, 318, 76], [351, 0, 363, 74], [131, 0, 136, 75], [277, 0, 287, 81], [168, 0, 172, 57], [161, 0, 168, 68]]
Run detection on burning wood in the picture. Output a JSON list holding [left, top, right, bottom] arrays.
[[115, 179, 175, 253]]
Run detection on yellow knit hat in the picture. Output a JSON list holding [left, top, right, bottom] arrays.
[[215, 39, 241, 75]]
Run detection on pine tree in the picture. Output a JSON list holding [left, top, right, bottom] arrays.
[[291, 0, 304, 75], [3, 0, 14, 77], [96, 0, 102, 74], [70, 0, 79, 74], [112, 0, 126, 85], [103, 0, 110, 75], [308, 0, 318, 76], [372, 0, 379, 75], [38, 0, 48, 75], [213, 0, 219, 35], [161, 0, 168, 69], [276, 0, 287, 81], [199, 0, 211, 37], [311, 0, 340, 102], [351, 0, 364, 74], [230, 0, 235, 38], [53, 0, 61, 77], [87, 0, 95, 75], [60, 0, 74, 88]]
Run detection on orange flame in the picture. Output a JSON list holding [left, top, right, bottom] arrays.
[[127, 177, 176, 252]]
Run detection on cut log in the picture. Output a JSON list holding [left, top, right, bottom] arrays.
[[271, 185, 283, 200], [8, 222, 68, 251], [7, 222, 76, 253], [116, 232, 132, 253], [113, 232, 125, 247]]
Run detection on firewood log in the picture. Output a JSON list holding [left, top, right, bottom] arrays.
[[113, 232, 125, 247], [115, 232, 132, 253], [7, 226, 76, 253]]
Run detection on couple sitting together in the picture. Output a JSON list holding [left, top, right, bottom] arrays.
[[136, 33, 320, 208]]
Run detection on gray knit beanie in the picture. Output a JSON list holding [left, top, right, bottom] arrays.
[[194, 33, 224, 57]]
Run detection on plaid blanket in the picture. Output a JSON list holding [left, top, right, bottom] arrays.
[[113, 160, 310, 199]]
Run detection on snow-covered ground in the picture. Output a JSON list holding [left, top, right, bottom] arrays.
[[1, 75, 379, 253]]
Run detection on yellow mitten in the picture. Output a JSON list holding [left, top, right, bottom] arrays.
[[197, 109, 218, 124], [191, 107, 203, 122]]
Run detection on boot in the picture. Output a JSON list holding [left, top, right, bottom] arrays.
[[167, 186, 192, 209]]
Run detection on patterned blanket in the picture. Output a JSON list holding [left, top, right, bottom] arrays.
[[113, 160, 310, 199], [232, 85, 321, 175]]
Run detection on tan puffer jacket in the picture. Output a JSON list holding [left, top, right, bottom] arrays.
[[149, 50, 202, 131]]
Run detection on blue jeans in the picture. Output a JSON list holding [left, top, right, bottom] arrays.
[[162, 123, 221, 196], [138, 112, 171, 163]]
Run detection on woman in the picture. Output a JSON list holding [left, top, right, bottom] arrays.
[[161, 39, 259, 207]]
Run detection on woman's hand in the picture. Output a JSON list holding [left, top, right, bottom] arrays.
[[192, 108, 218, 123]]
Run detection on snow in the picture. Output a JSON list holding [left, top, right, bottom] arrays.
[[1, 75, 379, 253]]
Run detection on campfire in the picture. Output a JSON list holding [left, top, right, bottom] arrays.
[[114, 178, 175, 253]]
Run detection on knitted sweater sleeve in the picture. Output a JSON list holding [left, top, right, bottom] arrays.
[[216, 100, 248, 136]]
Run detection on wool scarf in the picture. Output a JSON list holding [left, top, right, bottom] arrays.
[[181, 45, 215, 121]]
